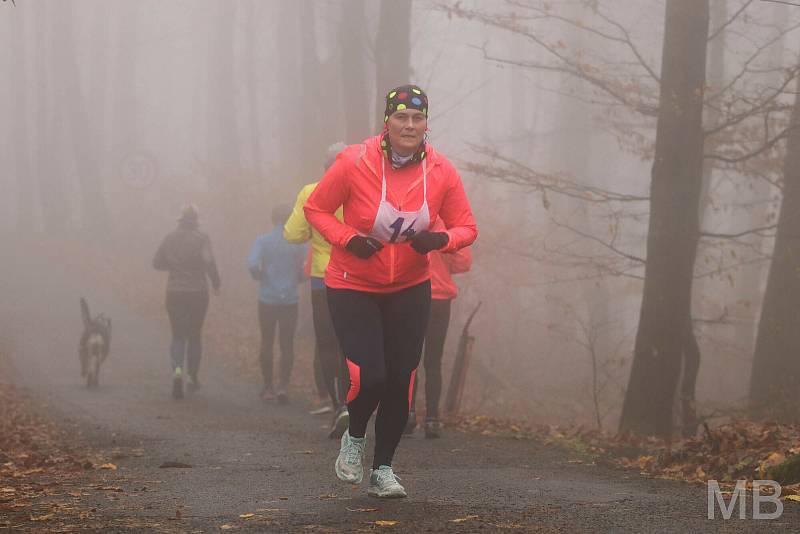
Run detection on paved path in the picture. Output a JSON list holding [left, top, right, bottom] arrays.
[[1, 251, 796, 533]]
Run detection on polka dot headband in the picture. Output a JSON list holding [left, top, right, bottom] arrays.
[[384, 84, 429, 123]]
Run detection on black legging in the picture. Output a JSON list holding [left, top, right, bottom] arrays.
[[166, 291, 209, 378], [257, 302, 298, 390], [311, 288, 348, 407], [327, 280, 431, 469], [411, 298, 452, 420]]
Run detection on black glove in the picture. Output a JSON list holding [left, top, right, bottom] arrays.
[[346, 235, 384, 259], [409, 231, 449, 255]]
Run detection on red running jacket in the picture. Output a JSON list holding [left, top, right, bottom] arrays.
[[429, 218, 472, 300], [304, 135, 477, 293]]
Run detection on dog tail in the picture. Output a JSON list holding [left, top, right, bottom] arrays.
[[80, 297, 91, 329]]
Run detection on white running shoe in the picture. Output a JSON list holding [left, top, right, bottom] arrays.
[[335, 431, 365, 484], [368, 465, 407, 498]]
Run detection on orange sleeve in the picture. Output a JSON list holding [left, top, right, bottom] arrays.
[[442, 246, 472, 274], [304, 153, 359, 248], [438, 161, 478, 253]]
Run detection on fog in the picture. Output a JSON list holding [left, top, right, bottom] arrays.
[[2, 0, 798, 432]]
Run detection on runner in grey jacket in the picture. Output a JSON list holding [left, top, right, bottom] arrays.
[[153, 204, 220, 399]]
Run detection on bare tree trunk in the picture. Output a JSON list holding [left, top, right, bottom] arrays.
[[547, 7, 609, 426], [681, 0, 726, 438], [34, 1, 69, 233], [111, 3, 139, 155], [52, 1, 110, 233], [207, 1, 239, 193], [109, 2, 145, 230], [697, 0, 727, 222], [244, 0, 263, 177], [339, 0, 371, 143], [738, 2, 790, 365], [375, 0, 412, 123], [619, 0, 709, 437], [749, 70, 800, 422], [11, 9, 34, 231], [273, 1, 305, 183], [91, 0, 111, 216], [297, 0, 327, 178]]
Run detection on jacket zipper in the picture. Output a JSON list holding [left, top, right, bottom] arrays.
[[388, 245, 396, 284], [359, 144, 438, 287]]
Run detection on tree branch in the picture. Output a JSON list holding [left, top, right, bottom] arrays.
[[700, 223, 778, 239]]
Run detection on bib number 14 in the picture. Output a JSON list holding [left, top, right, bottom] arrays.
[[389, 217, 417, 243]]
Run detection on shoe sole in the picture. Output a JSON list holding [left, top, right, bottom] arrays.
[[328, 412, 350, 440], [368, 487, 407, 498], [335, 457, 363, 485]]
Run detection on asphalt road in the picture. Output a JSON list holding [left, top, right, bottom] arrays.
[[1, 251, 797, 533]]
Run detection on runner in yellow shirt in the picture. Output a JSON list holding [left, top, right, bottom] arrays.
[[284, 143, 349, 438]]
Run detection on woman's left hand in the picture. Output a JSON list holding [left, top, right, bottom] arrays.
[[409, 231, 449, 255]]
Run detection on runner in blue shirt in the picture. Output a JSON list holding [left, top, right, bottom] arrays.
[[247, 204, 307, 404]]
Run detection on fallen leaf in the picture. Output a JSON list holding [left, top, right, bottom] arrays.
[[374, 520, 399, 526], [23, 468, 44, 475], [450, 515, 480, 523], [97, 486, 123, 492], [99, 463, 117, 470], [347, 507, 378, 512], [695, 467, 706, 479], [68, 491, 82, 497], [0, 488, 15, 494], [219, 525, 235, 530], [786, 495, 800, 502], [239, 513, 255, 519], [30, 513, 55, 521]]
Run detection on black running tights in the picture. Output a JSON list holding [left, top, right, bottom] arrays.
[[411, 297, 452, 420], [327, 280, 431, 469]]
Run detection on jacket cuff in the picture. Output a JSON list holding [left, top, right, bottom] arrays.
[[440, 230, 455, 253], [341, 231, 359, 248]]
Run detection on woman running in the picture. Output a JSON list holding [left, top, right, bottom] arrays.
[[405, 218, 472, 438], [304, 85, 477, 498], [153, 204, 221, 400]]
